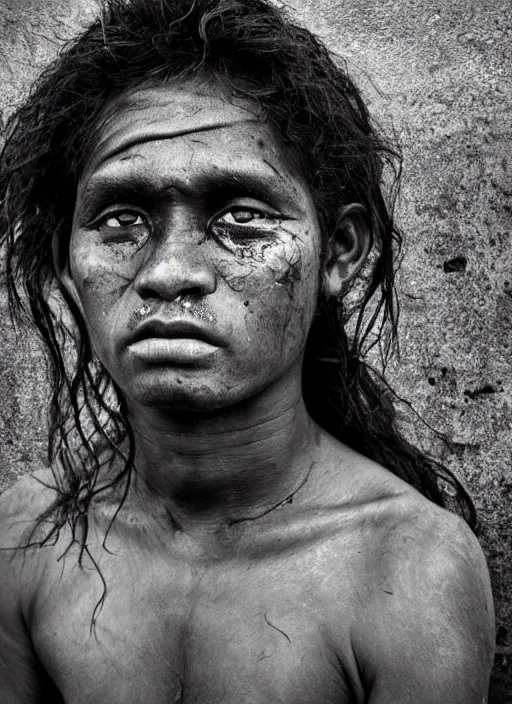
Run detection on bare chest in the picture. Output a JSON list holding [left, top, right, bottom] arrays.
[[30, 537, 362, 704]]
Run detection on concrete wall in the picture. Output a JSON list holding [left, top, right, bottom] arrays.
[[0, 0, 510, 699]]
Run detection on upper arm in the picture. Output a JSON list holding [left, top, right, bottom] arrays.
[[0, 475, 56, 703], [354, 505, 495, 704]]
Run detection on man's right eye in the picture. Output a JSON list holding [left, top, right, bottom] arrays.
[[94, 209, 151, 246], [102, 211, 145, 228]]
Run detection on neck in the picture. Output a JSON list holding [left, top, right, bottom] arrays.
[[123, 377, 318, 534]]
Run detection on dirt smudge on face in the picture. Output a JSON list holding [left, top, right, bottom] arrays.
[[126, 296, 218, 332]]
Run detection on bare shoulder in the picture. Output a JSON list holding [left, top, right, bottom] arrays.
[[0, 467, 59, 549], [368, 488, 494, 615], [351, 489, 495, 702], [0, 469, 61, 702], [333, 447, 496, 632], [317, 438, 495, 701], [322, 436, 491, 589], [0, 467, 60, 602]]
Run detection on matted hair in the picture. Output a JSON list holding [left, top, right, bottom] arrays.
[[0, 0, 475, 570]]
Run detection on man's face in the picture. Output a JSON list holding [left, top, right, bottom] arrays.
[[64, 81, 322, 411]]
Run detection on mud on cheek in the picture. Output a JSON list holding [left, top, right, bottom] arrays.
[[241, 261, 313, 362], [276, 281, 319, 362]]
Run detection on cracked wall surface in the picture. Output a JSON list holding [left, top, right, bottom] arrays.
[[0, 0, 510, 700]]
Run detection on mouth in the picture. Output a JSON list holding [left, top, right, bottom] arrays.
[[130, 319, 224, 345], [126, 318, 225, 363]]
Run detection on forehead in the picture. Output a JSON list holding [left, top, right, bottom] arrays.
[[81, 82, 294, 183]]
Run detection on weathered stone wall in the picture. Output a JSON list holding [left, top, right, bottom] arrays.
[[1, 0, 510, 699]]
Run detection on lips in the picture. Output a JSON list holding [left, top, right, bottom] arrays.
[[127, 318, 226, 348], [125, 318, 226, 364]]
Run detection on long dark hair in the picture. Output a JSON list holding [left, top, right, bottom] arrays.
[[0, 0, 476, 564]]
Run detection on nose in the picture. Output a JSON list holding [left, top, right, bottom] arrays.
[[134, 222, 217, 302]]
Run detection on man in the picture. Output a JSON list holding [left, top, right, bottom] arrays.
[[0, 0, 494, 702]]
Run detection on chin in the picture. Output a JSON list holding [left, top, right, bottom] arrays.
[[126, 375, 245, 413]]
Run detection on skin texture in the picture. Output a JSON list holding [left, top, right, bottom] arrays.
[[0, 82, 495, 703], [66, 83, 323, 414]]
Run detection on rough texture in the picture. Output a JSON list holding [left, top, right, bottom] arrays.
[[0, 0, 510, 699]]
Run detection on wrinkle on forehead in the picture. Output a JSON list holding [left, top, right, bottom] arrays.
[[76, 82, 315, 222], [85, 83, 262, 175]]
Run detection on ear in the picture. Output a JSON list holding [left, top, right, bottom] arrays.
[[52, 230, 85, 318], [322, 203, 371, 297]]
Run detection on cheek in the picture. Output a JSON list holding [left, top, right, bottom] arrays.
[[271, 234, 318, 296], [70, 245, 132, 323], [268, 234, 320, 329], [229, 236, 320, 357]]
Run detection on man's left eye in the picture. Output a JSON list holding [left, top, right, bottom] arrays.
[[214, 208, 278, 230], [221, 209, 266, 225]]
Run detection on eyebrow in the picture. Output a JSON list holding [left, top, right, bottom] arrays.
[[77, 166, 295, 217]]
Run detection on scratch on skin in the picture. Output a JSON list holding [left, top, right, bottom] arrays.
[[174, 676, 184, 703], [264, 613, 292, 644], [257, 649, 275, 662], [262, 158, 285, 181]]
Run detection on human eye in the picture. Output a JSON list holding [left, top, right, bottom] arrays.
[[209, 206, 281, 241], [104, 211, 144, 228], [96, 208, 150, 244]]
